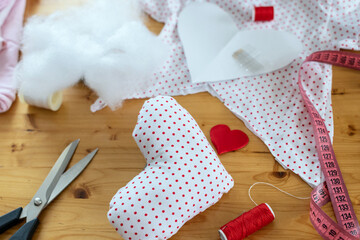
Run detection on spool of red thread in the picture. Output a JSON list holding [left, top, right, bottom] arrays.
[[253, 6, 274, 21], [219, 203, 275, 240]]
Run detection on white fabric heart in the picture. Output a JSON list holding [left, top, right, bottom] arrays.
[[178, 2, 302, 83], [108, 96, 234, 240]]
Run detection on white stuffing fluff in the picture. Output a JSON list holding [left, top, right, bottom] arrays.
[[16, 0, 169, 110]]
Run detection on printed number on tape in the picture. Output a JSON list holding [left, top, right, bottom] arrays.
[[298, 51, 360, 240]]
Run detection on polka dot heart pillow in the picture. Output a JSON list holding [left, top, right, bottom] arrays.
[[108, 96, 234, 240]]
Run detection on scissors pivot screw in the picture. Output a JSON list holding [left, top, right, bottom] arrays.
[[34, 198, 42, 206]]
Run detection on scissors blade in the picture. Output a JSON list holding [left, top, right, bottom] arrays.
[[25, 139, 79, 222], [48, 148, 98, 203], [20, 148, 98, 219]]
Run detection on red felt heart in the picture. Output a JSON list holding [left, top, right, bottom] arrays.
[[210, 124, 249, 154]]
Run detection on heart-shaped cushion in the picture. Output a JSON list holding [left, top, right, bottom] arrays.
[[210, 124, 249, 154], [108, 96, 234, 240], [178, 2, 302, 83]]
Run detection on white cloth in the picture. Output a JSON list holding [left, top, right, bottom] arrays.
[[129, 0, 360, 187], [108, 96, 234, 240], [0, 0, 14, 29], [0, 0, 15, 50], [0, 0, 25, 112]]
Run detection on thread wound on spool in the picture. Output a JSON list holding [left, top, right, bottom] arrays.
[[219, 203, 275, 240], [253, 6, 274, 21], [18, 90, 63, 111]]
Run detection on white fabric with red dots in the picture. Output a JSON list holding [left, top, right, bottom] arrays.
[[128, 0, 360, 187], [108, 96, 234, 240]]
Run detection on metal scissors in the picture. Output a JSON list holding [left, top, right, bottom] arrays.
[[0, 139, 98, 240]]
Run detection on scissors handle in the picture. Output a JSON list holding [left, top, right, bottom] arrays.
[[0, 207, 22, 234], [9, 218, 39, 240]]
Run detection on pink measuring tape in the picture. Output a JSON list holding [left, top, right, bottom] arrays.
[[298, 51, 360, 239]]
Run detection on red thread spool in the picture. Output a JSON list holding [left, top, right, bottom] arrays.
[[219, 203, 275, 240], [253, 6, 274, 21]]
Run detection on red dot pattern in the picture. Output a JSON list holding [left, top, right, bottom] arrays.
[[108, 96, 234, 240], [130, 0, 360, 186]]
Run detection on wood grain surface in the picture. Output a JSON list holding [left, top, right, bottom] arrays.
[[0, 1, 359, 239]]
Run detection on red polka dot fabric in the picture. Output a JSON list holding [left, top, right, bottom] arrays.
[[108, 96, 234, 240], [129, 0, 360, 187]]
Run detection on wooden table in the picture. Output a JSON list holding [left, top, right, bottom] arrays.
[[0, 1, 359, 239]]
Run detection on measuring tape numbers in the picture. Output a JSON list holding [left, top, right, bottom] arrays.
[[298, 51, 360, 239]]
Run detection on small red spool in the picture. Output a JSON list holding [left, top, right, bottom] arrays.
[[253, 6, 274, 22], [219, 203, 275, 240]]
